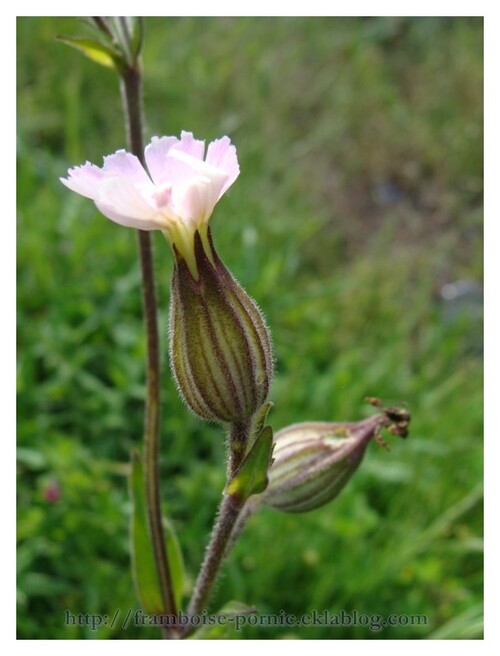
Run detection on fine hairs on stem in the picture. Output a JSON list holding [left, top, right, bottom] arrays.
[[182, 417, 257, 636], [186, 492, 244, 624]]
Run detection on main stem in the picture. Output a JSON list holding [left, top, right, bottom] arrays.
[[120, 65, 178, 625]]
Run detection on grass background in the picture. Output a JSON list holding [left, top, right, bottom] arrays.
[[17, 16, 483, 639]]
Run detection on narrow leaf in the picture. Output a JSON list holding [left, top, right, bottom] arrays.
[[227, 425, 274, 501], [129, 452, 164, 615], [129, 452, 185, 613], [163, 517, 185, 609], [57, 35, 124, 71]]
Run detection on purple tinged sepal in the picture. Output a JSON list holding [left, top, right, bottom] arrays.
[[263, 406, 410, 513], [169, 228, 273, 425]]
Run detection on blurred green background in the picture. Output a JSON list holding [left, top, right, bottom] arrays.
[[17, 17, 483, 639]]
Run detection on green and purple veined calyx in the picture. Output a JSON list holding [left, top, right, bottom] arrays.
[[263, 408, 410, 513], [170, 228, 273, 424]]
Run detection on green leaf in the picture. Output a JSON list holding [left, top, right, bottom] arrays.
[[163, 516, 185, 609], [188, 601, 256, 639], [57, 36, 124, 72], [227, 425, 274, 501], [129, 452, 164, 614], [129, 452, 185, 613]]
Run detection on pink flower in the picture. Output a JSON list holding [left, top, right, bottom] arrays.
[[61, 131, 239, 273], [43, 480, 61, 504]]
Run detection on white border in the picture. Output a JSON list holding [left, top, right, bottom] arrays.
[[10, 7, 497, 653]]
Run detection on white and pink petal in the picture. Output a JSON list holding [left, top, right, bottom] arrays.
[[167, 149, 229, 199], [94, 176, 164, 230], [206, 137, 240, 196], [94, 201, 164, 231], [172, 178, 220, 226], [60, 162, 105, 200], [144, 136, 179, 185], [102, 150, 151, 185], [171, 131, 205, 160]]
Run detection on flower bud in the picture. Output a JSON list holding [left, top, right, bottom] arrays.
[[169, 228, 273, 424], [263, 412, 404, 513]]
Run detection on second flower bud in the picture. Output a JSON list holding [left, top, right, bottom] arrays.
[[262, 407, 409, 514]]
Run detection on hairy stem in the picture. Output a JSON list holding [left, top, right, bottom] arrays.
[[120, 62, 178, 629], [184, 419, 254, 633], [186, 492, 244, 624]]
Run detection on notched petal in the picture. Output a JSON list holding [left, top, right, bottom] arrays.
[[206, 137, 240, 196], [60, 162, 105, 199], [173, 131, 206, 160]]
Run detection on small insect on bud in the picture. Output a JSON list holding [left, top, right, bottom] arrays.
[[365, 397, 410, 438], [169, 228, 273, 425], [263, 407, 409, 513]]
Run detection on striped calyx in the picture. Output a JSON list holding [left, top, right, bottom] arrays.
[[263, 414, 393, 513], [169, 229, 273, 424]]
